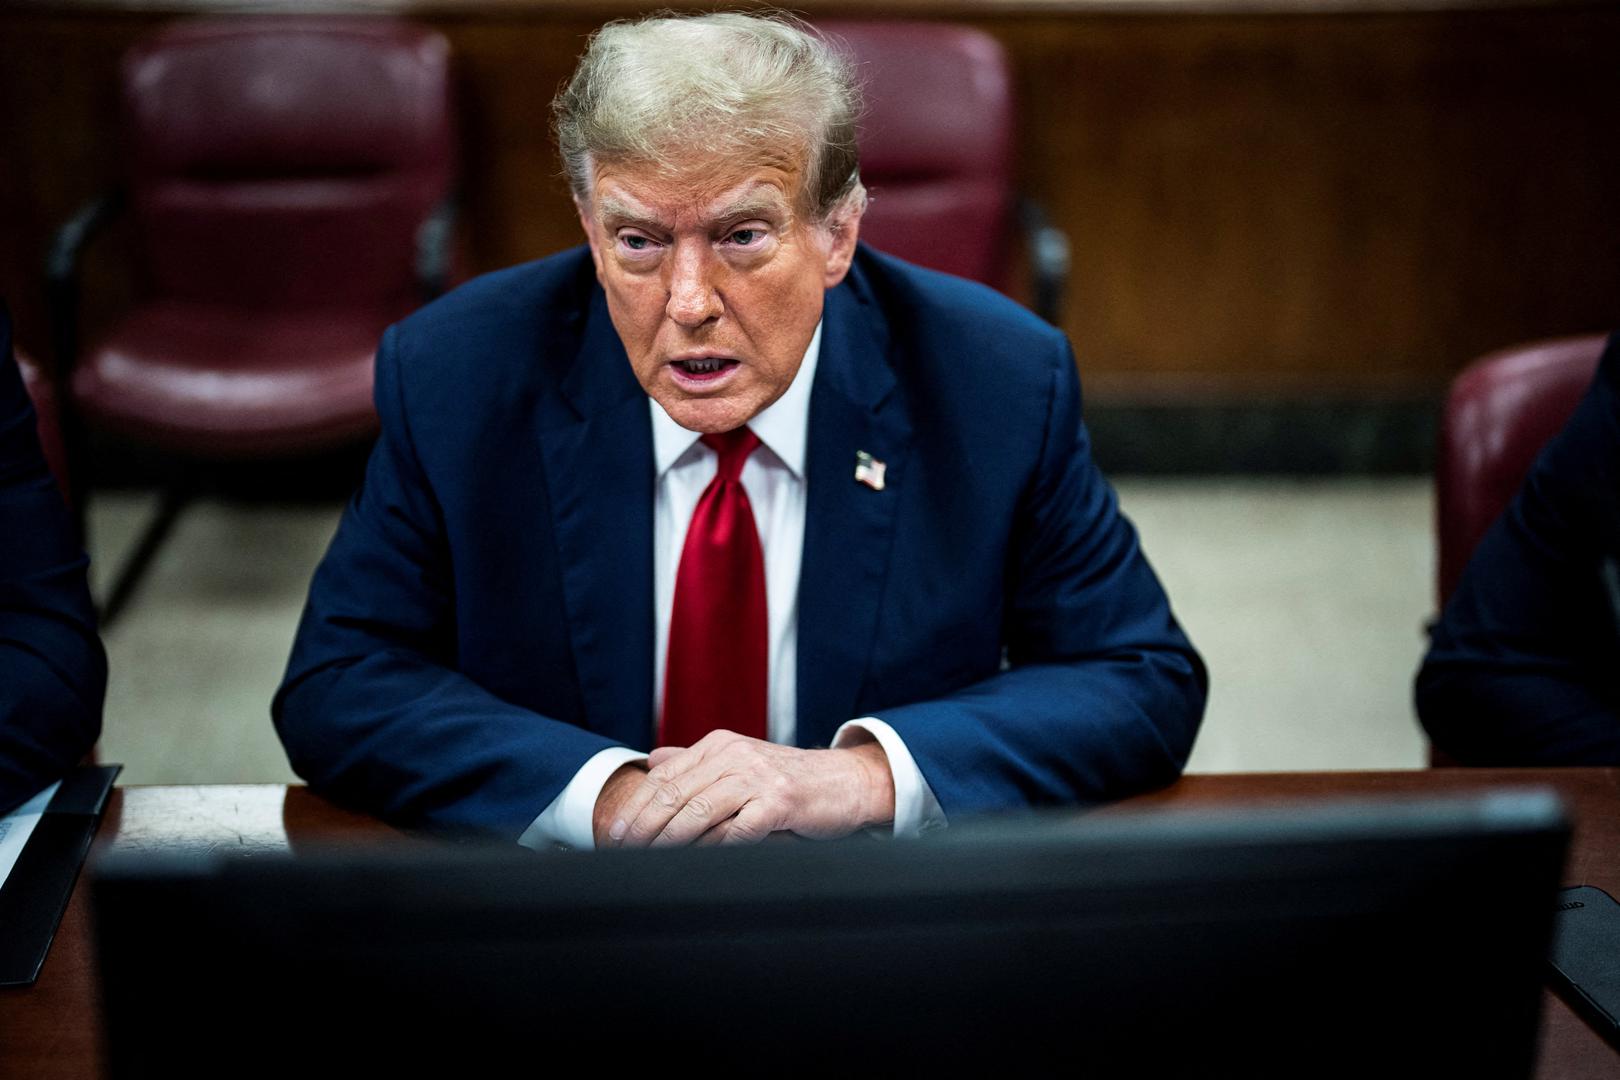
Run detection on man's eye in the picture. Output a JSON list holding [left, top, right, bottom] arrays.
[[622, 235, 651, 251], [728, 229, 761, 246]]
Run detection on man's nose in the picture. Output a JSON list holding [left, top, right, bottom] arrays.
[[665, 244, 723, 327]]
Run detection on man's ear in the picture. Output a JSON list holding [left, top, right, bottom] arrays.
[[576, 198, 606, 281], [820, 198, 863, 289]]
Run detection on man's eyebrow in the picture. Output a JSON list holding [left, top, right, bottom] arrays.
[[596, 197, 665, 230], [595, 188, 792, 230], [709, 193, 790, 223]]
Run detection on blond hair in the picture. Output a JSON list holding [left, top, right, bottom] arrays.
[[554, 11, 865, 222]]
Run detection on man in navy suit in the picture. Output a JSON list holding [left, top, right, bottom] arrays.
[[0, 302, 105, 814], [1418, 334, 1620, 762], [275, 12, 1205, 847]]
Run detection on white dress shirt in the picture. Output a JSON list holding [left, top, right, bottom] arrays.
[[520, 322, 945, 850]]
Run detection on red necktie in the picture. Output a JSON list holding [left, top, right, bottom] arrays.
[[661, 428, 768, 747]]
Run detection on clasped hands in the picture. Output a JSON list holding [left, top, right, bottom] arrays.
[[591, 730, 896, 848]]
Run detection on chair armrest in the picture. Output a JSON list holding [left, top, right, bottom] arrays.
[[44, 191, 124, 377], [46, 192, 124, 292], [1016, 196, 1070, 327], [42, 191, 121, 534], [415, 196, 458, 302]]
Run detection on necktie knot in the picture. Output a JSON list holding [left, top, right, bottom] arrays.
[[701, 428, 761, 484]]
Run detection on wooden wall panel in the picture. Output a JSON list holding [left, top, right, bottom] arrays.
[[3, 3, 1618, 401], [992, 10, 1620, 396]]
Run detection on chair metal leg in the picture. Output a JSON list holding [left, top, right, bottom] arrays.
[[98, 482, 192, 628]]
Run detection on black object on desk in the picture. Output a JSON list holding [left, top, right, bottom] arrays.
[[1549, 884, 1620, 1050], [94, 789, 1567, 1077], [0, 764, 120, 986]]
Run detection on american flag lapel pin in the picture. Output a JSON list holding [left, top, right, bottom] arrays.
[[854, 450, 886, 491]]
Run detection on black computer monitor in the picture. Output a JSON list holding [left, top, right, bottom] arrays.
[[92, 790, 1568, 1077]]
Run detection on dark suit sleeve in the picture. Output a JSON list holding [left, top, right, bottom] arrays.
[[0, 319, 105, 815], [1416, 336, 1620, 764], [274, 325, 627, 839], [878, 342, 1207, 814]]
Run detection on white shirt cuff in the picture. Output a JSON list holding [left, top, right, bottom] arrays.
[[518, 746, 648, 851], [833, 717, 947, 838]]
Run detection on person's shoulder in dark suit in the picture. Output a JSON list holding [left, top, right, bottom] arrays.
[[0, 305, 105, 812], [848, 242, 1071, 386], [1417, 333, 1620, 763], [377, 247, 600, 414], [839, 242, 1090, 506]]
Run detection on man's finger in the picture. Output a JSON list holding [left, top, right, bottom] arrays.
[[607, 747, 702, 845], [719, 797, 783, 846], [693, 819, 732, 846], [647, 746, 683, 769], [650, 775, 753, 848], [607, 731, 736, 844], [614, 734, 747, 847]]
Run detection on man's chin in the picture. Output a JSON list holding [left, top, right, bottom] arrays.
[[655, 393, 761, 435]]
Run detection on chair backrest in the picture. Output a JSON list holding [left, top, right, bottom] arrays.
[[1436, 333, 1607, 606], [121, 18, 453, 312], [819, 22, 1015, 289]]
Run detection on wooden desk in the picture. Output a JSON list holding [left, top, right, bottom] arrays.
[[2, 771, 1616, 1078]]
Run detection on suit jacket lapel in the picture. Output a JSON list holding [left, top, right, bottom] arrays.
[[538, 287, 656, 750], [796, 272, 912, 748]]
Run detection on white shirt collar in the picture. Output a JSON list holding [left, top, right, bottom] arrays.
[[650, 320, 821, 480]]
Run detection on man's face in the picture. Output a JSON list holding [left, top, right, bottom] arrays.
[[578, 152, 859, 433]]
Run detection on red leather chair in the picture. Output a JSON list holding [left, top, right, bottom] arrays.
[[818, 22, 1069, 325], [47, 18, 456, 622], [1435, 334, 1607, 609]]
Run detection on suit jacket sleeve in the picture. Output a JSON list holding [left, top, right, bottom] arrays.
[[0, 321, 105, 814], [877, 341, 1207, 815], [274, 324, 626, 838], [1416, 335, 1620, 764]]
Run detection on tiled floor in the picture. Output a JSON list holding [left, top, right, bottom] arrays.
[[1118, 479, 1431, 773], [90, 477, 1432, 787]]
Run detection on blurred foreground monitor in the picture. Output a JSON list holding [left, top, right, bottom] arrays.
[[93, 791, 1567, 1077]]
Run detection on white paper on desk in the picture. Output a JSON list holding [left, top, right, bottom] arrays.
[[0, 781, 61, 889]]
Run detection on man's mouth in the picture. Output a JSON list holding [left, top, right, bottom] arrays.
[[669, 356, 740, 386]]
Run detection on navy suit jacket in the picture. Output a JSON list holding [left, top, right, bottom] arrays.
[[275, 246, 1206, 839], [1418, 333, 1620, 763], [0, 304, 105, 814]]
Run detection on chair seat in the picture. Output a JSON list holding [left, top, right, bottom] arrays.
[[75, 302, 389, 457]]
